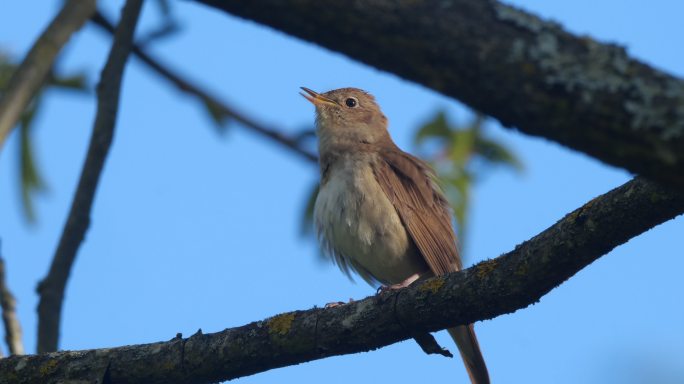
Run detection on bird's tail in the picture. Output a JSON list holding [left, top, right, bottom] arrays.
[[448, 325, 490, 384]]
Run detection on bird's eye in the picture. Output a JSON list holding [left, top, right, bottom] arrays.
[[345, 98, 358, 108]]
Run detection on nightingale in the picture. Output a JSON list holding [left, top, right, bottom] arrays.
[[301, 87, 490, 384]]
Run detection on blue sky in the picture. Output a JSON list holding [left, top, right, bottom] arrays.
[[1, 1, 683, 383]]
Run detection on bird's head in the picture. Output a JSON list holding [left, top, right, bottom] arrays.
[[301, 87, 390, 147]]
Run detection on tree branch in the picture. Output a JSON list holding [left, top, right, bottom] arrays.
[[194, 0, 684, 190], [5, 177, 682, 383], [90, 10, 318, 164], [0, 0, 96, 148], [0, 250, 24, 356], [35, 0, 144, 354]]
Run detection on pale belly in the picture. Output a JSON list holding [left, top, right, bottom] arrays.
[[314, 158, 428, 285]]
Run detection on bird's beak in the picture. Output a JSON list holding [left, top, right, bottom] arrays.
[[300, 87, 339, 107]]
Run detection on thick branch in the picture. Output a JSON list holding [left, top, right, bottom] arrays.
[[90, 10, 318, 164], [0, 254, 24, 356], [5, 178, 683, 383], [36, 0, 144, 354], [0, 0, 96, 148], [195, 0, 684, 190]]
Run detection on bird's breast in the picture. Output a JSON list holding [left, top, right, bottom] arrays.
[[314, 155, 426, 285]]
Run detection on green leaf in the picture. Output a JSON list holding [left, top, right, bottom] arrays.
[[300, 183, 319, 237], [1, 50, 88, 223], [19, 106, 46, 222], [411, 110, 523, 260], [448, 127, 477, 165], [474, 136, 524, 172], [442, 171, 472, 250], [415, 111, 451, 144]]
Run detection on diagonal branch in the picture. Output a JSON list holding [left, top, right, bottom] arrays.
[[0, 0, 96, 149], [194, 0, 684, 191], [90, 10, 318, 164], [35, 0, 144, 354], [5, 177, 683, 383], [0, 248, 24, 356]]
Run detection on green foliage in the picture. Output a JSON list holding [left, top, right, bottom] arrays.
[[301, 182, 332, 261], [415, 111, 451, 143], [415, 111, 523, 254], [0, 52, 87, 222], [2, 2, 181, 222], [300, 182, 319, 237], [18, 105, 45, 221]]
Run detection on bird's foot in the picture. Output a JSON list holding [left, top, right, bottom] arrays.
[[377, 283, 406, 294], [377, 273, 421, 294]]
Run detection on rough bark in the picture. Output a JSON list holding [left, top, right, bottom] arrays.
[[0, 0, 96, 148], [4, 177, 683, 383], [36, 0, 144, 354], [195, 0, 684, 190]]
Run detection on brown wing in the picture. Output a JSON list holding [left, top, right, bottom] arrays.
[[373, 147, 462, 275]]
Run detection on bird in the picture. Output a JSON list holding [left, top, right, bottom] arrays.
[[300, 86, 490, 384]]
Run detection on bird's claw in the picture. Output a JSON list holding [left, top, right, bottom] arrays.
[[377, 283, 407, 294], [376, 273, 422, 294]]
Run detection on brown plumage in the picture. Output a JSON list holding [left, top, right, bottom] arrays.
[[302, 87, 489, 384]]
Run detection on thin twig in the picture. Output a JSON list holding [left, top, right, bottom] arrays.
[[0, 0, 96, 149], [2, 177, 683, 382], [36, 0, 144, 354], [90, 10, 318, 164], [0, 245, 25, 356]]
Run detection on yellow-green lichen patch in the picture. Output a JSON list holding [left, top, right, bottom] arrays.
[[267, 313, 296, 336], [476, 259, 498, 279], [39, 359, 59, 376], [419, 277, 445, 294]]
